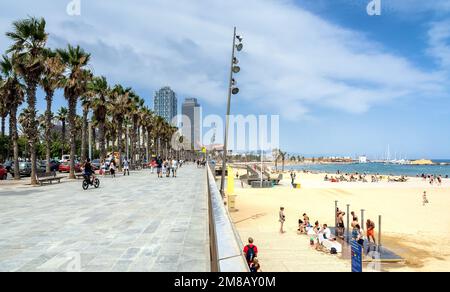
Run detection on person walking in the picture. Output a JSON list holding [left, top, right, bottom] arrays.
[[110, 159, 116, 178], [243, 237, 258, 267], [123, 158, 130, 176], [279, 207, 286, 234], [171, 158, 178, 178], [156, 156, 163, 178], [423, 191, 430, 206], [290, 172, 296, 185]]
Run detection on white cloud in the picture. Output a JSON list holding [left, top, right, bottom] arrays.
[[428, 20, 450, 70], [0, 0, 448, 121]]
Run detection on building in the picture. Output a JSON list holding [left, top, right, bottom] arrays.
[[181, 98, 201, 150], [154, 86, 177, 124]]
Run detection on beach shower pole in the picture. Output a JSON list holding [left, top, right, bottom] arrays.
[[361, 209, 365, 229], [346, 204, 350, 243], [334, 201, 338, 236], [378, 215, 382, 248]]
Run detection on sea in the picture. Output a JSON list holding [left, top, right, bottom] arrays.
[[288, 160, 450, 177]]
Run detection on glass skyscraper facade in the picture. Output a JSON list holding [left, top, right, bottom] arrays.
[[182, 98, 201, 149], [154, 86, 177, 124]]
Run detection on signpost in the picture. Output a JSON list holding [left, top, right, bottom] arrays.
[[351, 240, 363, 273]]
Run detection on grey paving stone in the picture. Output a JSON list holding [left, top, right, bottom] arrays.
[[0, 165, 210, 272]]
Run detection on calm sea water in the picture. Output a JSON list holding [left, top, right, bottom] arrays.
[[288, 161, 450, 177]]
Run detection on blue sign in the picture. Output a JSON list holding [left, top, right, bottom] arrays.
[[351, 240, 363, 273]]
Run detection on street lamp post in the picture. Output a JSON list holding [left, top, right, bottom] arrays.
[[220, 27, 243, 197]]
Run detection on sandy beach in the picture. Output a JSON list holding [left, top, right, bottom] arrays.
[[230, 170, 450, 272]]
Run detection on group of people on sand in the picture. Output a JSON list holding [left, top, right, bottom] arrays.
[[336, 209, 377, 249], [278, 206, 378, 253], [420, 174, 444, 185], [296, 212, 334, 251]]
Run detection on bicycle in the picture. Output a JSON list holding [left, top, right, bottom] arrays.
[[82, 174, 100, 190]]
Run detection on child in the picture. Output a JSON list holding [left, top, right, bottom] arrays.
[[423, 191, 429, 206], [279, 207, 286, 234], [249, 258, 260, 273]]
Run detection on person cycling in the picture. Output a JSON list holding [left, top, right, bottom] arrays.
[[83, 158, 95, 184]]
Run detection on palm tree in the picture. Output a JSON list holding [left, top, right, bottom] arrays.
[[88, 76, 109, 163], [56, 107, 68, 158], [57, 45, 91, 179], [0, 76, 7, 138], [110, 84, 132, 170], [129, 91, 143, 169], [6, 17, 48, 185], [140, 106, 154, 163], [41, 48, 65, 172], [80, 71, 93, 162], [0, 54, 25, 179]]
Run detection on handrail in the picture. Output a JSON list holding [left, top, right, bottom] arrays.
[[207, 164, 250, 272]]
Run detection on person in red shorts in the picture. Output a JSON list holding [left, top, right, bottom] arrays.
[[243, 237, 258, 267]]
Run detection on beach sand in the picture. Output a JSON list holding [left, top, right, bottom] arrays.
[[229, 171, 450, 272]]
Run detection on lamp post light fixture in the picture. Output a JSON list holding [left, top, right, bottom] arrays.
[[220, 26, 243, 197]]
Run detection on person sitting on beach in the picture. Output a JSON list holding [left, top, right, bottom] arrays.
[[324, 175, 329, 181], [312, 221, 321, 249], [243, 237, 258, 266], [319, 224, 333, 241], [298, 219, 305, 233]]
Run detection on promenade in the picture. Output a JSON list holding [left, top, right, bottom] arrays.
[[0, 165, 210, 272]]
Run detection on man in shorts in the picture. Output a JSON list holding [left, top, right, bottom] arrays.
[[156, 156, 163, 178]]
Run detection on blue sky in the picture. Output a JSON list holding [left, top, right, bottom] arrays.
[[1, 0, 449, 159]]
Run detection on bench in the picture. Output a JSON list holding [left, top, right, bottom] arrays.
[[75, 173, 85, 179], [36, 172, 64, 186]]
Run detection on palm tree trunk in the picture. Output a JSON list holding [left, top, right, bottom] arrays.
[[25, 83, 38, 185], [1, 116, 5, 137], [45, 90, 54, 173], [61, 121, 66, 158], [68, 97, 77, 179], [137, 125, 141, 166], [130, 121, 136, 169], [81, 107, 88, 162], [99, 120, 106, 163], [147, 128, 151, 162], [117, 120, 123, 172], [10, 106, 20, 180]]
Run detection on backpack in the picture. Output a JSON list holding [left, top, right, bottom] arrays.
[[246, 245, 256, 262]]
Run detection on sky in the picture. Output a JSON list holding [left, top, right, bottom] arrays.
[[1, 0, 449, 159]]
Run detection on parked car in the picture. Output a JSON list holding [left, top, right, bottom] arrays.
[[15, 162, 46, 177], [91, 159, 101, 170], [59, 161, 82, 173], [0, 164, 8, 180], [39, 160, 61, 172], [61, 155, 70, 163]]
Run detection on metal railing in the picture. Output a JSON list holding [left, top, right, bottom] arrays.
[[207, 164, 249, 272]]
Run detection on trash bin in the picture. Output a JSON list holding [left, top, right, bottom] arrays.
[[228, 195, 236, 211]]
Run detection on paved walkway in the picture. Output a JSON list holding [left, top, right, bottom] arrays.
[[233, 225, 351, 272], [0, 165, 210, 272]]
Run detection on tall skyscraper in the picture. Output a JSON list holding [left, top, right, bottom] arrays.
[[182, 98, 201, 149], [154, 86, 177, 124]]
